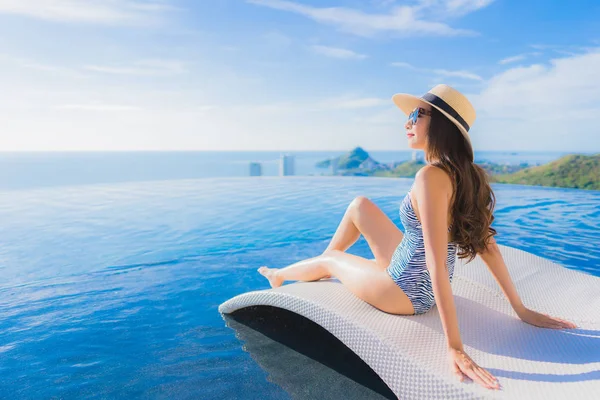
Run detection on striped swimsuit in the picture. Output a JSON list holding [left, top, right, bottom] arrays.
[[386, 189, 458, 315]]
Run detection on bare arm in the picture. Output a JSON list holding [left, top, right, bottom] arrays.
[[479, 237, 577, 329], [478, 238, 526, 316], [416, 166, 501, 389], [415, 167, 463, 350]]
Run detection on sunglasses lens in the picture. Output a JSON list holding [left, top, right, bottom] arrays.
[[409, 109, 418, 125]]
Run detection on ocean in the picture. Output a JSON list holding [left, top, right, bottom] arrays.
[[0, 150, 579, 191]]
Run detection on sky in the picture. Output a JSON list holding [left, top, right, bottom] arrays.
[[0, 0, 599, 152]]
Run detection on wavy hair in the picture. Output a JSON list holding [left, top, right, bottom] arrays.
[[424, 106, 497, 263]]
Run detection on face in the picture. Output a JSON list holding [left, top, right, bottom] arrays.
[[404, 102, 432, 150]]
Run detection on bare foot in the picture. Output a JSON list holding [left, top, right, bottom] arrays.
[[257, 266, 284, 288]]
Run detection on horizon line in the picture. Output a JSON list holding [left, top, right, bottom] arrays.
[[0, 149, 595, 154]]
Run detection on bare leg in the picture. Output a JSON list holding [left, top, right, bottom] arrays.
[[318, 201, 361, 279], [258, 197, 403, 286], [322, 197, 404, 275], [257, 254, 329, 288], [259, 250, 415, 315], [323, 201, 361, 254]]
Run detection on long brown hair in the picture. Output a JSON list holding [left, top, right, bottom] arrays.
[[424, 106, 497, 263]]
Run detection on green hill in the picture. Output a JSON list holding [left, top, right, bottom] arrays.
[[316, 146, 378, 169], [315, 148, 598, 191], [373, 160, 426, 177], [492, 154, 600, 190]]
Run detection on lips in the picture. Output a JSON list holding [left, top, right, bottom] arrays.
[[407, 134, 414, 137]]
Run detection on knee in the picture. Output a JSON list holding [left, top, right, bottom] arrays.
[[321, 249, 342, 259], [350, 196, 371, 213], [319, 251, 340, 276]]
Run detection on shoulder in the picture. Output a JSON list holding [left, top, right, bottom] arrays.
[[414, 165, 453, 198]]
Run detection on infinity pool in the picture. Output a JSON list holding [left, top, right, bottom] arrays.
[[0, 177, 598, 398]]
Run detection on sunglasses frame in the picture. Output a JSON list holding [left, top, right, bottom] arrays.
[[407, 107, 432, 126]]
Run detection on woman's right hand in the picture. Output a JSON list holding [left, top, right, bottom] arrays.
[[448, 347, 500, 390]]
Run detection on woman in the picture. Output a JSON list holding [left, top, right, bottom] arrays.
[[257, 84, 577, 391]]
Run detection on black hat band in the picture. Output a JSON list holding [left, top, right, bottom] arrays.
[[421, 93, 470, 132]]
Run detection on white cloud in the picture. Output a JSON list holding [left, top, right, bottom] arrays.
[[263, 31, 293, 47], [528, 44, 595, 57], [371, 0, 398, 8], [56, 104, 143, 111], [477, 50, 600, 116], [318, 96, 388, 109], [389, 61, 414, 69], [222, 102, 297, 115], [84, 60, 187, 76], [230, 96, 389, 114], [0, 0, 175, 25], [352, 107, 399, 125], [335, 98, 388, 108], [311, 45, 367, 60], [372, 0, 495, 16], [498, 54, 526, 65], [443, 0, 494, 16], [391, 61, 483, 81], [0, 54, 88, 78], [469, 48, 600, 151], [432, 68, 483, 81], [246, 0, 478, 37], [498, 52, 543, 65], [529, 44, 560, 51], [2, 53, 187, 78], [198, 105, 218, 112]]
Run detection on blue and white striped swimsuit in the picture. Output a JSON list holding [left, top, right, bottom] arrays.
[[386, 189, 458, 315]]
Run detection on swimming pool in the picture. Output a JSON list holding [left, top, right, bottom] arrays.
[[0, 177, 598, 398]]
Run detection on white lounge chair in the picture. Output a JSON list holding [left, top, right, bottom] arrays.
[[219, 244, 600, 399]]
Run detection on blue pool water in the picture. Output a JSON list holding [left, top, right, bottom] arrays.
[[0, 176, 599, 398]]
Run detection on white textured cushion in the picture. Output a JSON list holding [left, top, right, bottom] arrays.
[[219, 244, 600, 399]]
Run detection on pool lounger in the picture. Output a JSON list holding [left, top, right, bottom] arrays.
[[219, 244, 600, 399]]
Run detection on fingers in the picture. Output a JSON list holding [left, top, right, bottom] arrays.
[[460, 365, 487, 389], [457, 359, 500, 390], [547, 314, 573, 327], [452, 363, 465, 382], [474, 366, 500, 389], [548, 322, 568, 329], [535, 313, 578, 329], [477, 365, 498, 385], [451, 350, 501, 390], [546, 317, 578, 329], [543, 320, 563, 329], [554, 317, 577, 329], [527, 310, 578, 329], [469, 366, 500, 390]]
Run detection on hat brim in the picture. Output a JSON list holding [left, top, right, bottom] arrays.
[[392, 93, 473, 152]]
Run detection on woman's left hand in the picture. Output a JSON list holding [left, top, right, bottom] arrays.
[[518, 307, 577, 329]]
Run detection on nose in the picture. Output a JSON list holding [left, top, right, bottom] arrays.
[[404, 119, 412, 131]]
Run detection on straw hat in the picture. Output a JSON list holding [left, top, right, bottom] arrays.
[[392, 84, 475, 155]]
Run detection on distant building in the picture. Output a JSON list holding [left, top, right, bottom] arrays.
[[279, 154, 295, 176], [330, 157, 338, 175], [249, 162, 262, 176], [412, 150, 424, 162]]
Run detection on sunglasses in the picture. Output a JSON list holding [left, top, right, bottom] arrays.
[[407, 107, 432, 126]]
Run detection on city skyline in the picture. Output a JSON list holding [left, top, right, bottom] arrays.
[[0, 1, 599, 152]]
